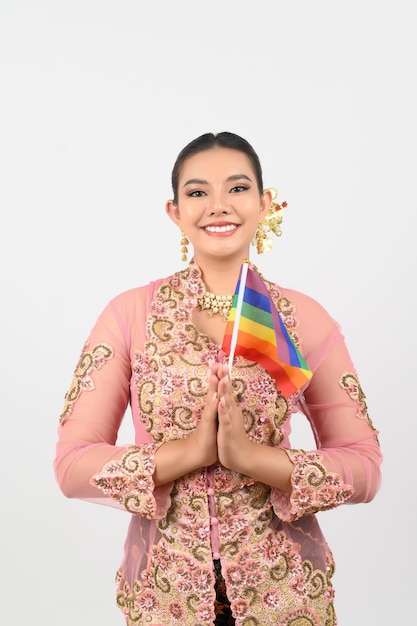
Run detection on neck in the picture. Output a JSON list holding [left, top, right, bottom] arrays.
[[193, 252, 248, 294]]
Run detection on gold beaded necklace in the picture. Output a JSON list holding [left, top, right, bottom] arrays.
[[196, 292, 233, 322]]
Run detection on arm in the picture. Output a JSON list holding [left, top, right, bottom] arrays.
[[216, 291, 382, 521], [269, 334, 382, 521], [54, 287, 223, 515], [295, 290, 381, 493], [53, 288, 173, 518]]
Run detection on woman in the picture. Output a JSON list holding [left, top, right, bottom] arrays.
[[54, 132, 382, 625]]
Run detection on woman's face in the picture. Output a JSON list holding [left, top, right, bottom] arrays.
[[166, 146, 270, 264]]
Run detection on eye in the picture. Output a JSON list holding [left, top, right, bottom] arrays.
[[230, 185, 249, 193], [187, 189, 206, 197]]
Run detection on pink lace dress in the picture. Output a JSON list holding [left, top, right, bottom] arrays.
[[54, 262, 382, 626]]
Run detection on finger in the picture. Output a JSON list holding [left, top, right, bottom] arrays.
[[216, 371, 228, 397], [207, 382, 219, 409], [217, 350, 227, 364], [217, 393, 230, 413], [217, 370, 235, 399], [208, 361, 224, 380], [204, 368, 220, 418]]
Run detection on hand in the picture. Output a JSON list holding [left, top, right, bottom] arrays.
[[216, 364, 253, 472], [186, 361, 221, 468]]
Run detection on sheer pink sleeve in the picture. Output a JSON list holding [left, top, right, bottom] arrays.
[[271, 289, 382, 522], [53, 285, 173, 518]]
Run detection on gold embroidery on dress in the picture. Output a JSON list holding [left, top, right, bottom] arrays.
[[339, 371, 378, 440], [259, 272, 302, 347], [134, 265, 298, 448], [122, 266, 341, 625], [60, 342, 114, 423], [302, 560, 326, 599]]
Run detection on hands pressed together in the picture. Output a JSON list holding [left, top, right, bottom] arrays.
[[191, 359, 253, 473], [154, 356, 293, 490]]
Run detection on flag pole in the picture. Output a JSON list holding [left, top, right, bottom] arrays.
[[227, 260, 249, 369]]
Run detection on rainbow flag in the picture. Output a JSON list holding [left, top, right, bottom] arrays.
[[221, 262, 312, 397]]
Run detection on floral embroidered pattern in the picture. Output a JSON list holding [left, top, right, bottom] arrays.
[[271, 450, 354, 522], [60, 342, 113, 423], [91, 445, 163, 518], [133, 264, 291, 450], [115, 541, 216, 625], [261, 272, 301, 346], [115, 532, 337, 626], [280, 606, 323, 625], [96, 263, 358, 624], [339, 371, 378, 437]]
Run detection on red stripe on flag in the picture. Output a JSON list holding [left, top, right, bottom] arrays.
[[233, 329, 279, 363], [221, 263, 312, 397], [232, 332, 309, 396]]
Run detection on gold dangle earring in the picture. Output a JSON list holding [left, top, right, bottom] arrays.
[[180, 229, 190, 262], [252, 187, 287, 254]]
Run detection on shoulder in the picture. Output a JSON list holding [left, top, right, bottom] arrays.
[[90, 276, 174, 350], [280, 286, 334, 321], [109, 275, 172, 308], [97, 275, 173, 326], [263, 272, 333, 321], [109, 284, 151, 308], [267, 280, 341, 351]]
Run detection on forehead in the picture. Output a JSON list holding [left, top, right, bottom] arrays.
[[179, 146, 255, 182]]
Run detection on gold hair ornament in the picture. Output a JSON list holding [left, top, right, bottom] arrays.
[[180, 229, 190, 262], [252, 187, 287, 254]]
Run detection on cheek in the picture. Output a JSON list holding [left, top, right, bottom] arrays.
[[246, 202, 263, 222], [180, 209, 197, 226]]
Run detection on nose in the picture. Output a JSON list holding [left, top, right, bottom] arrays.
[[207, 192, 231, 216]]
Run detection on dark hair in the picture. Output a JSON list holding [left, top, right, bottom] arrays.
[[171, 131, 264, 203]]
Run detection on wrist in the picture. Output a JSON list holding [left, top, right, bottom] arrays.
[[154, 437, 199, 486], [181, 433, 201, 472], [239, 444, 293, 491]]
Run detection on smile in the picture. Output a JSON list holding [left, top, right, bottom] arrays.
[[204, 224, 238, 233]]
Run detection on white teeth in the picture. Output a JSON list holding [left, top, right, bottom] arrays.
[[205, 224, 237, 233]]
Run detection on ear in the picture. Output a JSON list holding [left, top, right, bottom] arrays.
[[260, 188, 273, 217], [165, 199, 181, 227]]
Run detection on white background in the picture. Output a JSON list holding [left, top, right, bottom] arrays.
[[1, 1, 415, 623]]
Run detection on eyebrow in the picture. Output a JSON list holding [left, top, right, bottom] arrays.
[[182, 174, 253, 187]]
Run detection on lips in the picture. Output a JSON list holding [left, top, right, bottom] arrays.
[[203, 224, 239, 234]]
